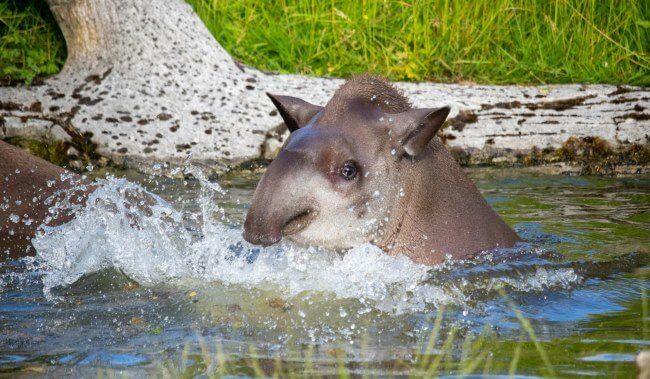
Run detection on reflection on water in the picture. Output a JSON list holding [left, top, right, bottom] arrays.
[[1, 167, 648, 377]]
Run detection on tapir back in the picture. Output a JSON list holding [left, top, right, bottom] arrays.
[[0, 141, 88, 257]]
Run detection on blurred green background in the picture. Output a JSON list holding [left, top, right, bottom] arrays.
[[1, 0, 648, 86]]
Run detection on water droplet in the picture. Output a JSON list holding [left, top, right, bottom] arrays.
[[391, 149, 397, 156], [9, 213, 20, 223]]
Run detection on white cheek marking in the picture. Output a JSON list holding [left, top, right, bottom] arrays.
[[292, 195, 383, 249], [285, 168, 397, 251]]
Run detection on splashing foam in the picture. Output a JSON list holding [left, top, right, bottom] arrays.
[[31, 168, 581, 313]]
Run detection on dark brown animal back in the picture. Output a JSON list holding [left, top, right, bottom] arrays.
[[321, 75, 411, 122]]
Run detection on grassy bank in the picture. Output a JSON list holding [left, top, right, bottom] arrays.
[[189, 0, 648, 85], [0, 1, 647, 85]]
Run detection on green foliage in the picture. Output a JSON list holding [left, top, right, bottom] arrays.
[[0, 0, 65, 86], [188, 0, 649, 85], [3, 0, 648, 85]]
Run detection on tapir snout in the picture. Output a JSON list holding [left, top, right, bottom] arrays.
[[243, 150, 318, 246]]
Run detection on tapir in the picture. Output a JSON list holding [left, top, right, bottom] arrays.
[[0, 141, 89, 258], [243, 75, 520, 265]]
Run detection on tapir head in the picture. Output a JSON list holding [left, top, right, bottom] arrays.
[[243, 75, 450, 250]]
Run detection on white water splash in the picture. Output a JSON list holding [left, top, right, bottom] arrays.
[[31, 171, 582, 314], [30, 175, 436, 310]]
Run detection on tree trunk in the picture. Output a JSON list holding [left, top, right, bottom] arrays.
[[0, 0, 648, 175]]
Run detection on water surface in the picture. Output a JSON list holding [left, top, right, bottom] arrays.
[[1, 167, 648, 377]]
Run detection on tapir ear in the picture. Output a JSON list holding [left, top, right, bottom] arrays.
[[393, 106, 451, 157], [267, 93, 323, 133]]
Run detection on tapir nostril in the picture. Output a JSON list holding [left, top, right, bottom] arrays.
[[242, 220, 282, 246], [243, 210, 283, 246]]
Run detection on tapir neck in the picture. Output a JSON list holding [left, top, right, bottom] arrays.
[[379, 139, 519, 265]]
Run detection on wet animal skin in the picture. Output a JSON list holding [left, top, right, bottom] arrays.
[[0, 141, 90, 258], [243, 75, 520, 265]]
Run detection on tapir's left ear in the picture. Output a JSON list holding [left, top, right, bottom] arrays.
[[393, 106, 451, 157], [267, 93, 323, 133]]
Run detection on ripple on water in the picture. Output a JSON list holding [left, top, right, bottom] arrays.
[[578, 353, 636, 362]]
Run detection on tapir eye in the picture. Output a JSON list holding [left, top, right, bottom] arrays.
[[339, 161, 358, 180]]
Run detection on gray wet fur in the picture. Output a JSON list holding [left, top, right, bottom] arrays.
[[244, 75, 520, 265], [322, 75, 412, 117]]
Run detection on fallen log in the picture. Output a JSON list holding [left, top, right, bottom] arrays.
[[0, 0, 647, 175]]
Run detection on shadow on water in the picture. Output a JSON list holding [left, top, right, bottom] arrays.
[[0, 167, 648, 377]]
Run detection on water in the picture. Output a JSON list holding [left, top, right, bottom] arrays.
[[1, 167, 648, 377]]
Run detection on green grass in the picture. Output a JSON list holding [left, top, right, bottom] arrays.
[[0, 0, 65, 86], [1, 1, 648, 85], [188, 0, 649, 85]]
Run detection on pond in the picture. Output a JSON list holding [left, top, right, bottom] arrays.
[[1, 166, 648, 377]]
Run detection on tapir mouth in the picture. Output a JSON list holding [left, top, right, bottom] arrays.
[[282, 208, 317, 236]]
